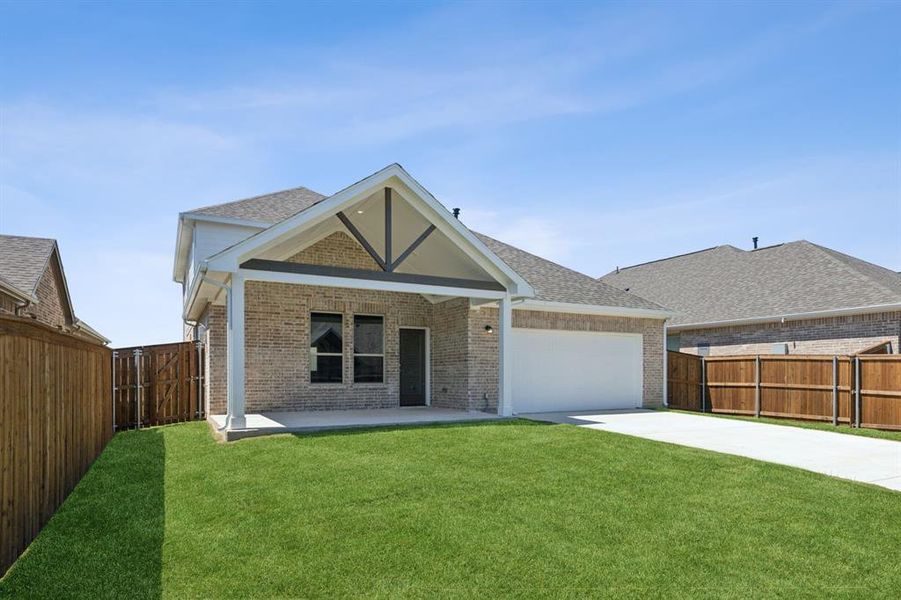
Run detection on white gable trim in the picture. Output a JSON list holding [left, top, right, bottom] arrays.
[[204, 164, 534, 297]]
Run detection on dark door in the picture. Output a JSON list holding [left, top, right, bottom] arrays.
[[399, 329, 426, 406]]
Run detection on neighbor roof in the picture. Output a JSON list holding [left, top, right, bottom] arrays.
[[475, 234, 665, 311], [186, 184, 666, 312], [0, 234, 57, 299], [187, 186, 327, 223], [600, 241, 901, 327]]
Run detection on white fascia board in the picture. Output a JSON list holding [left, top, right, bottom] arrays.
[[180, 212, 274, 229], [181, 264, 206, 321], [667, 302, 901, 331], [388, 167, 535, 297], [238, 267, 507, 300], [512, 299, 674, 319]]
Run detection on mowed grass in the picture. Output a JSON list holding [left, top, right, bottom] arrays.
[[2, 421, 900, 599]]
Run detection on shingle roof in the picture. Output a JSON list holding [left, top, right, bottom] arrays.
[[0, 234, 57, 299], [186, 186, 666, 311], [474, 233, 666, 310], [600, 241, 901, 326], [187, 187, 327, 223]]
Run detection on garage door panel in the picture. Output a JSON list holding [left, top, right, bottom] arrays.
[[511, 328, 642, 413]]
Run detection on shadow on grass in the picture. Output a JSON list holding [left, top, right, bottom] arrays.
[[241, 416, 553, 442], [0, 428, 166, 599]]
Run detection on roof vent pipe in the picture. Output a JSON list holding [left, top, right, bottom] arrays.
[[452, 208, 461, 219], [752, 236, 759, 250]]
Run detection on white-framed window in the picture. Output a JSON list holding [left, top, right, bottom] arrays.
[[353, 315, 384, 383], [310, 312, 343, 383]]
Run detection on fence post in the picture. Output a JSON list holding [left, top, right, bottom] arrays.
[[134, 348, 143, 429], [112, 350, 118, 432], [700, 357, 707, 413], [195, 340, 204, 420], [854, 356, 861, 428], [831, 356, 838, 426], [755, 355, 761, 418]]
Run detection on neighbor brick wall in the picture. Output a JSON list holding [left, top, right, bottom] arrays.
[[677, 311, 901, 356], [30, 259, 69, 329]]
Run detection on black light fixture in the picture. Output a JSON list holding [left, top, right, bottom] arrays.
[[484, 325, 494, 334]]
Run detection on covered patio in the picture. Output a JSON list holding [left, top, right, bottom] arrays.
[[209, 407, 503, 441], [195, 165, 535, 435]]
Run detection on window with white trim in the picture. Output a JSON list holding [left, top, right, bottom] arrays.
[[310, 313, 343, 383], [354, 315, 384, 383]]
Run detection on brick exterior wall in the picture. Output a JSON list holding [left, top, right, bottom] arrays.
[[199, 231, 667, 414], [676, 311, 901, 356], [204, 305, 228, 415], [430, 298, 472, 410]]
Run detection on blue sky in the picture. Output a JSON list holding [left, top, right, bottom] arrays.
[[1, 0, 899, 347]]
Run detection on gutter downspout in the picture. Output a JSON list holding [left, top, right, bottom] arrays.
[[196, 273, 233, 430], [662, 320, 668, 408]]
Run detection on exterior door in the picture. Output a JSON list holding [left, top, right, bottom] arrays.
[[399, 328, 427, 406]]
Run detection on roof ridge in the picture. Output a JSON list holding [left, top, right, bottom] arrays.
[[0, 233, 57, 243], [610, 244, 735, 274], [802, 241, 901, 297], [188, 185, 327, 216]]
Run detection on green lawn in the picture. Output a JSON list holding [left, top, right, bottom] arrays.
[[2, 421, 899, 599], [666, 408, 901, 442]]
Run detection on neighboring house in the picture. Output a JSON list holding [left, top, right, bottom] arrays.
[[601, 241, 901, 356], [0, 235, 109, 345], [172, 164, 671, 430]]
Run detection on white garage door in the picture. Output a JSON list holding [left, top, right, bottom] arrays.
[[511, 328, 643, 413]]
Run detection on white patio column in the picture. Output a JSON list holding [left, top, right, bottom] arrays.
[[498, 293, 513, 417], [226, 272, 247, 430]]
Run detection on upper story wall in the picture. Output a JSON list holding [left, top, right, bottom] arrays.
[[187, 220, 262, 287]]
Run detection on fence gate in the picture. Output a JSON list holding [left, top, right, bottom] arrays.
[[113, 341, 205, 430]]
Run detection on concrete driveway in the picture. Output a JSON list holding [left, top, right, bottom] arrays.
[[522, 410, 901, 492]]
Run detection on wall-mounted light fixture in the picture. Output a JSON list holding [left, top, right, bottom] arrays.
[[484, 325, 494, 334]]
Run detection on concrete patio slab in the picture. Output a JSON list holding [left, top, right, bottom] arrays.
[[521, 409, 901, 492], [210, 407, 502, 441]]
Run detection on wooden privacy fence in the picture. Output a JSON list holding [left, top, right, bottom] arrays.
[[0, 315, 112, 576], [113, 341, 205, 430], [667, 351, 901, 430]]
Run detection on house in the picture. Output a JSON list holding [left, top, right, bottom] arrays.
[[172, 164, 672, 431], [601, 241, 901, 356], [0, 235, 108, 345]]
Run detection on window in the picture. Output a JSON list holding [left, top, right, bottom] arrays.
[[354, 315, 384, 383], [697, 342, 710, 357], [310, 313, 343, 383]]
